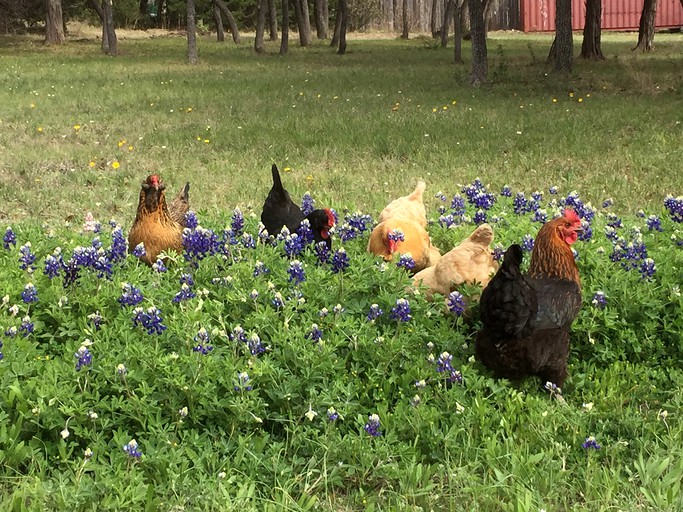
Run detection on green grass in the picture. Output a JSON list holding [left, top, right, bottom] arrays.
[[0, 31, 681, 224], [0, 30, 683, 512]]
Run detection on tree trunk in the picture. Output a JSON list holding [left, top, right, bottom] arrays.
[[441, 0, 455, 47], [314, 0, 328, 38], [255, 0, 268, 53], [214, 0, 241, 42], [45, 0, 66, 44], [187, 0, 198, 63], [330, 4, 341, 46], [102, 0, 118, 55], [401, 0, 409, 37], [468, 0, 487, 84], [268, 0, 278, 40], [213, 2, 225, 41], [548, 0, 572, 72], [633, 0, 658, 52], [453, 0, 464, 63], [431, 0, 439, 36], [280, 0, 289, 54], [337, 0, 348, 54], [580, 0, 603, 59], [293, 0, 312, 46], [86, 0, 109, 52]]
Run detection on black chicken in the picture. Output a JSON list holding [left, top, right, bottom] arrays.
[[475, 209, 583, 388], [260, 164, 335, 248]]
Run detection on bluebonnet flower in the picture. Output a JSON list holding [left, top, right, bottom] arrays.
[[185, 211, 199, 229], [415, 379, 427, 389], [390, 298, 412, 322], [192, 328, 214, 355], [288, 260, 306, 284], [253, 261, 270, 277], [500, 185, 512, 197], [582, 436, 601, 450], [75, 344, 93, 371], [639, 258, 656, 280], [19, 315, 34, 336], [531, 191, 543, 203], [21, 283, 38, 303], [446, 291, 466, 316], [513, 192, 530, 215], [231, 207, 244, 235], [410, 395, 421, 407], [118, 283, 143, 307], [549, 186, 558, 195], [88, 311, 103, 330], [315, 242, 330, 265], [606, 213, 623, 229], [578, 220, 593, 242], [3, 227, 16, 250], [604, 226, 619, 243], [301, 192, 315, 216], [364, 414, 382, 437], [336, 223, 358, 242], [367, 303, 384, 322], [473, 209, 487, 225], [241, 233, 256, 249], [521, 234, 535, 252], [591, 291, 607, 309], [283, 233, 304, 258], [180, 274, 194, 287], [44, 249, 63, 279], [327, 407, 339, 421], [438, 213, 456, 228], [19, 243, 36, 272], [492, 243, 505, 262], [636, 209, 646, 218], [610, 240, 649, 272], [435, 351, 463, 383], [4, 326, 17, 338], [307, 323, 323, 343], [123, 439, 142, 458], [330, 248, 350, 273], [108, 227, 127, 262], [230, 325, 248, 343], [532, 208, 548, 224], [152, 259, 167, 272], [247, 333, 266, 355], [646, 215, 663, 232], [91, 237, 103, 251], [470, 190, 496, 210], [173, 283, 196, 303], [387, 229, 404, 243], [249, 289, 259, 301], [319, 307, 329, 318], [116, 363, 127, 376], [435, 190, 447, 201], [234, 371, 253, 392], [183, 226, 219, 263], [396, 253, 416, 271], [272, 291, 285, 309], [602, 198, 614, 208], [132, 243, 146, 258], [0, 340, 3, 360], [333, 303, 344, 315], [664, 195, 683, 223], [450, 194, 466, 216], [132, 306, 167, 335]]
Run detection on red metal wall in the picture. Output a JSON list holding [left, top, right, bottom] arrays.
[[520, 0, 683, 31]]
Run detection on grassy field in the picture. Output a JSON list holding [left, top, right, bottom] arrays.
[[0, 29, 682, 511], [0, 30, 681, 224]]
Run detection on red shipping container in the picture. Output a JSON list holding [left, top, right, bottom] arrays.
[[520, 0, 683, 31]]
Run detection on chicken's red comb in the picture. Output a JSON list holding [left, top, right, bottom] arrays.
[[147, 175, 160, 186], [563, 208, 581, 224], [324, 208, 336, 227]]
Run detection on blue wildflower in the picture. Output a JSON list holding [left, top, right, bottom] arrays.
[[123, 439, 142, 458], [185, 211, 199, 229], [247, 333, 266, 355], [19, 243, 36, 272], [582, 436, 601, 450], [646, 215, 663, 232], [301, 192, 315, 216], [21, 283, 38, 303], [387, 229, 404, 243], [364, 414, 382, 437], [492, 243, 505, 262], [234, 371, 253, 392], [230, 325, 247, 343], [330, 248, 350, 273], [3, 227, 16, 250], [132, 243, 146, 258], [44, 249, 63, 279], [473, 209, 487, 224], [591, 291, 607, 309], [75, 344, 93, 371], [438, 213, 456, 228], [390, 298, 412, 322], [108, 227, 128, 262], [192, 328, 214, 355], [283, 233, 304, 258], [549, 186, 558, 195], [152, 259, 167, 272], [396, 253, 416, 271], [297, 219, 315, 245], [513, 192, 529, 214], [132, 306, 167, 335], [664, 195, 683, 223], [521, 234, 535, 252], [366, 303, 384, 322], [271, 291, 285, 309], [88, 311, 103, 330], [118, 283, 143, 307], [446, 291, 466, 316], [639, 258, 656, 280], [450, 194, 466, 215], [231, 207, 244, 235], [173, 283, 196, 303], [532, 209, 548, 223], [315, 241, 330, 265], [241, 232, 256, 249], [253, 261, 269, 277], [435, 191, 447, 201], [500, 185, 512, 197], [183, 226, 219, 263], [288, 260, 306, 284], [602, 198, 614, 208], [19, 315, 34, 336], [327, 407, 339, 421], [307, 323, 323, 343], [435, 351, 463, 383]]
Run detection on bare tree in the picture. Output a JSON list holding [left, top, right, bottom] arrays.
[[255, 0, 268, 53], [548, 0, 572, 72], [268, 0, 278, 40], [580, 0, 603, 59], [401, 0, 409, 37], [214, 0, 241, 43], [431, 0, 439, 36], [292, 0, 312, 46], [441, 0, 455, 47], [633, 0, 658, 52], [45, 0, 65, 44], [453, 0, 464, 63], [86, 0, 116, 54], [468, 0, 487, 84], [280, 0, 289, 54], [336, 0, 348, 54], [213, 2, 225, 41], [314, 0, 328, 38], [187, 0, 198, 63]]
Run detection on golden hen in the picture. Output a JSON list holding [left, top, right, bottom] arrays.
[[378, 180, 427, 228], [367, 218, 440, 273], [412, 224, 498, 300], [128, 175, 187, 265]]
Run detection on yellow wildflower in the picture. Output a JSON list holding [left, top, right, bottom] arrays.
[[112, 161, 120, 169], [89, 161, 96, 168]]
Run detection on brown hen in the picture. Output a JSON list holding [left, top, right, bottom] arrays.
[[367, 218, 440, 273]]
